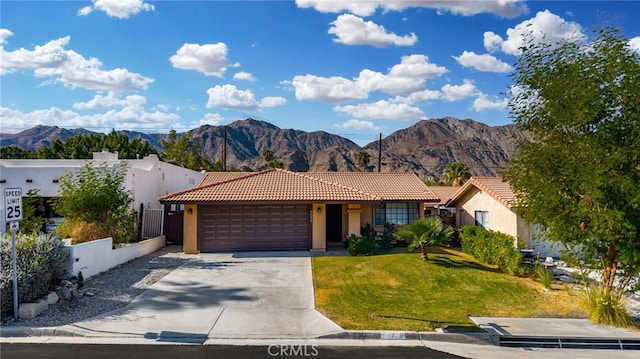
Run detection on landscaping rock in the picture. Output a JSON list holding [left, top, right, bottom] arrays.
[[18, 300, 48, 320], [71, 290, 83, 299], [56, 286, 72, 301], [559, 275, 576, 283], [45, 292, 59, 305]]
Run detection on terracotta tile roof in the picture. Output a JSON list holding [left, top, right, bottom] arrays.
[[447, 177, 515, 210], [160, 169, 438, 204], [428, 186, 462, 206], [198, 172, 253, 186]]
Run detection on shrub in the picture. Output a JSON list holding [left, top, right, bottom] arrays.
[[0, 232, 70, 315], [583, 286, 634, 328], [347, 234, 377, 256], [460, 225, 523, 275], [534, 264, 553, 289], [375, 222, 396, 250]]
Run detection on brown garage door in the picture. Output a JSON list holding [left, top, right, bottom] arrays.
[[200, 204, 311, 252]]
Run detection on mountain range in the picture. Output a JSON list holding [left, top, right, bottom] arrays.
[[0, 117, 524, 180]]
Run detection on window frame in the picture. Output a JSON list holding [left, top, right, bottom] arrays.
[[375, 202, 420, 226]]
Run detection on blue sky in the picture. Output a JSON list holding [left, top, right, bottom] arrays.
[[1, 1, 639, 146]]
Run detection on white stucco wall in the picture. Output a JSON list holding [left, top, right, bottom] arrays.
[[67, 236, 165, 279]]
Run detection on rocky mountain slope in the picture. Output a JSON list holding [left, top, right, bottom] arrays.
[[0, 117, 524, 179]]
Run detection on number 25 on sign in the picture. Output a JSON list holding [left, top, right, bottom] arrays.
[[4, 188, 23, 222]]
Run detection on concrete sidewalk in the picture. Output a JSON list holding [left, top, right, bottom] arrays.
[[470, 317, 640, 339]]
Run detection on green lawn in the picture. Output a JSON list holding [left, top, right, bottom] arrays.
[[312, 247, 586, 332]]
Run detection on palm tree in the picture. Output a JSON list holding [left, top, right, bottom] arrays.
[[356, 150, 371, 172], [262, 148, 274, 163], [396, 217, 453, 260], [441, 162, 471, 186]]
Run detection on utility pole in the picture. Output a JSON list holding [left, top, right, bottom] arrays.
[[223, 126, 227, 172], [378, 133, 382, 172]]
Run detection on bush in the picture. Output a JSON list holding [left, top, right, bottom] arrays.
[[460, 225, 524, 275], [583, 286, 634, 328], [347, 234, 377, 256], [0, 232, 70, 315], [375, 222, 396, 250], [534, 264, 553, 289]]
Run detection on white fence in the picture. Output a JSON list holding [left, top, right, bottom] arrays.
[[66, 235, 165, 279], [141, 208, 164, 239]]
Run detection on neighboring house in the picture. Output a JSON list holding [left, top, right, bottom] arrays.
[[446, 176, 562, 258], [159, 169, 439, 253], [425, 186, 460, 227], [0, 150, 206, 237]]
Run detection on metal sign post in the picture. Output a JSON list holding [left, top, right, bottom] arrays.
[[4, 188, 22, 320]]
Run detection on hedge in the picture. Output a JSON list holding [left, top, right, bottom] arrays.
[[0, 232, 69, 315], [459, 225, 523, 275]]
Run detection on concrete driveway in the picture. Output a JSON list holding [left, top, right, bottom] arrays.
[[57, 252, 343, 342]]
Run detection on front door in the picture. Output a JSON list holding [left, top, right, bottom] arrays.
[[326, 204, 342, 242]]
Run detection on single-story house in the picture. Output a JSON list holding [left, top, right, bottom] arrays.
[[0, 150, 206, 238], [425, 186, 460, 227], [159, 169, 439, 253], [446, 176, 560, 257]]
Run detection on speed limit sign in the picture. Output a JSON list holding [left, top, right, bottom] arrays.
[[4, 188, 23, 222]]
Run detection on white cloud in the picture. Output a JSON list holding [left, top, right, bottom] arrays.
[[205, 84, 285, 111], [629, 37, 640, 54], [0, 35, 153, 91], [233, 71, 256, 82], [453, 51, 512, 73], [335, 119, 380, 131], [170, 43, 238, 77], [329, 14, 417, 47], [291, 75, 367, 103], [472, 93, 508, 111], [0, 105, 180, 133], [389, 54, 448, 79], [78, 0, 154, 19], [73, 92, 146, 111], [296, 0, 527, 18], [484, 10, 586, 55], [441, 79, 479, 101], [199, 113, 224, 127], [260, 96, 287, 108], [292, 54, 447, 103], [334, 100, 424, 121], [77, 6, 93, 16], [0, 28, 13, 45], [483, 31, 503, 53], [391, 89, 441, 104]]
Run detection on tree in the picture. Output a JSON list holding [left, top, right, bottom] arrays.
[[356, 151, 371, 172], [504, 28, 640, 326], [0, 146, 34, 159], [441, 162, 471, 186], [52, 162, 135, 244], [396, 217, 452, 260], [18, 189, 49, 234], [159, 129, 213, 171], [262, 148, 274, 163]]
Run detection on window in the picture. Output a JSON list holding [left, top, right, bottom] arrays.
[[375, 203, 420, 225], [475, 210, 489, 228]]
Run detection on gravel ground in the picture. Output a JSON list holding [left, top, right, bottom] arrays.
[[14, 245, 194, 328]]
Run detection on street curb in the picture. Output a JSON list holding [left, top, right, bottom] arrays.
[[316, 330, 498, 345], [2, 326, 498, 346]]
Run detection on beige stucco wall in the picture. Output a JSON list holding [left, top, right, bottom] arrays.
[[456, 188, 518, 242], [183, 204, 199, 254], [312, 203, 326, 250]]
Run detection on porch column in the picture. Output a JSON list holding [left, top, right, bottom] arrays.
[[183, 204, 199, 254], [311, 203, 326, 251], [347, 204, 362, 237]]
